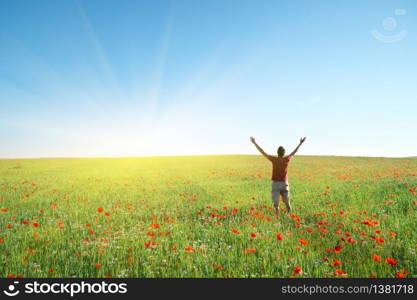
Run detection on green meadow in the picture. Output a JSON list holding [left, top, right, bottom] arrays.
[[0, 155, 416, 278]]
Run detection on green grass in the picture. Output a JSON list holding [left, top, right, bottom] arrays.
[[0, 155, 416, 278]]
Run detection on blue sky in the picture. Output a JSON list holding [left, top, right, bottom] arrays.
[[1, 0, 416, 158]]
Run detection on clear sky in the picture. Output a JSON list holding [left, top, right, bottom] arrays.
[[1, 0, 416, 158]]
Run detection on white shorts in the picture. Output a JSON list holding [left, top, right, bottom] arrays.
[[271, 181, 291, 210]]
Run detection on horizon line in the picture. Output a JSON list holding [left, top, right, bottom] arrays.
[[0, 153, 415, 160]]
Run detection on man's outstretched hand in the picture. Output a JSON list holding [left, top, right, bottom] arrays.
[[250, 136, 256, 144], [300, 137, 307, 144]]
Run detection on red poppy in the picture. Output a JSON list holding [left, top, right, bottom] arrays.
[[97, 207, 103, 213], [95, 263, 102, 269], [185, 246, 195, 252], [385, 258, 397, 266], [373, 253, 382, 262], [251, 232, 257, 238], [334, 246, 342, 253], [300, 238, 308, 246], [277, 232, 284, 241], [376, 237, 385, 244], [293, 266, 302, 275], [397, 270, 408, 278], [335, 269, 347, 277], [331, 259, 343, 267]]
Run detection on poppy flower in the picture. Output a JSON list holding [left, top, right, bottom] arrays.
[[300, 238, 308, 246], [334, 246, 342, 253], [385, 258, 397, 266], [376, 237, 385, 244], [331, 259, 343, 267], [277, 232, 284, 241], [335, 269, 347, 277], [97, 207, 103, 213], [251, 233, 257, 238], [185, 246, 195, 252], [95, 263, 102, 269], [293, 266, 303, 275], [372, 253, 382, 262], [397, 270, 408, 278]]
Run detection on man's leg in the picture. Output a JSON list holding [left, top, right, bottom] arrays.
[[271, 183, 280, 211], [281, 189, 291, 213]]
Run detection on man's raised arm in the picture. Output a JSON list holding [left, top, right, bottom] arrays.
[[250, 136, 270, 159], [289, 137, 307, 156]]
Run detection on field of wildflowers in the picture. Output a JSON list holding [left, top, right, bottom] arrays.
[[0, 155, 416, 278]]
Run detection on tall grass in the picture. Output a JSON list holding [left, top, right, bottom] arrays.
[[0, 155, 416, 278]]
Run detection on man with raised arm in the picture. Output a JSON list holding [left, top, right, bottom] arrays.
[[250, 136, 306, 213]]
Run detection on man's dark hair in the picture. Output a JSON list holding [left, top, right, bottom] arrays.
[[277, 146, 285, 157]]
